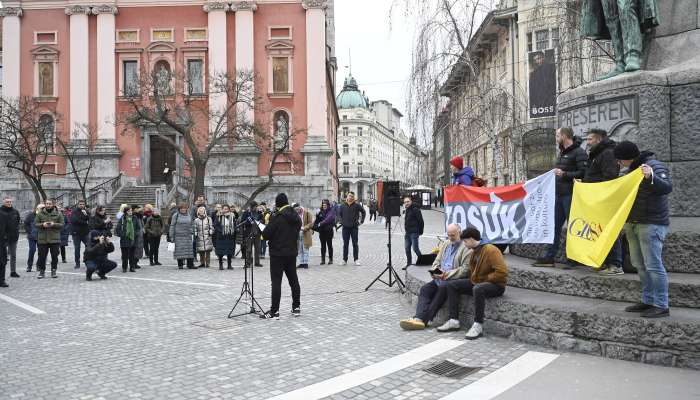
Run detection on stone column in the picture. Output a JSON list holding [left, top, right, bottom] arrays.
[[301, 0, 333, 203], [303, 0, 328, 138], [93, 5, 118, 140], [65, 5, 91, 138], [0, 7, 22, 100], [203, 2, 229, 123], [232, 1, 257, 123]]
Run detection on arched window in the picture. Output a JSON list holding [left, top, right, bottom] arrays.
[[38, 114, 55, 153], [273, 110, 290, 151], [153, 60, 172, 95]]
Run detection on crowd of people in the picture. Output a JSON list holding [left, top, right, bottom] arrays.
[[398, 129, 672, 341], [0, 128, 673, 333], [0, 191, 371, 287]]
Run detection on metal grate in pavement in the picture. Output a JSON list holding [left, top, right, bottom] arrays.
[[424, 360, 481, 379]]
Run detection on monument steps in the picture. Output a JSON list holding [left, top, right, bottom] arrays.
[[404, 266, 700, 370], [106, 185, 159, 216], [506, 254, 700, 308]]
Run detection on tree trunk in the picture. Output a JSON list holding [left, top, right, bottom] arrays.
[[192, 160, 207, 198]]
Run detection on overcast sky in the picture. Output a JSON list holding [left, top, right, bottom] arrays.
[[334, 0, 414, 129]]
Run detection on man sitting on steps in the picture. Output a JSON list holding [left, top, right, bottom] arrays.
[[399, 224, 472, 330], [437, 227, 508, 340]]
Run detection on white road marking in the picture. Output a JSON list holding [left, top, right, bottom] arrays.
[[439, 351, 559, 400], [57, 272, 227, 288], [0, 293, 46, 314], [264, 339, 464, 400]]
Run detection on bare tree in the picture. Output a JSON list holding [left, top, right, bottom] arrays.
[[54, 124, 99, 205], [391, 0, 495, 145], [0, 96, 62, 204], [118, 67, 301, 206]]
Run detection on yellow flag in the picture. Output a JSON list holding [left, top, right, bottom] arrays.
[[566, 168, 644, 268]]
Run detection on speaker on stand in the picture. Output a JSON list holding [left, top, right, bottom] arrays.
[[366, 181, 405, 292]]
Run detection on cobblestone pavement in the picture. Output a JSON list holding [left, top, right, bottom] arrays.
[[1, 209, 546, 400]]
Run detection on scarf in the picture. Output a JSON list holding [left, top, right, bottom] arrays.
[[221, 214, 234, 236], [125, 216, 134, 241]]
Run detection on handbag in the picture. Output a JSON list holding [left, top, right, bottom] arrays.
[[167, 242, 175, 252]]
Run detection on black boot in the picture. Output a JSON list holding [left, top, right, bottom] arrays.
[[227, 256, 233, 270], [320, 255, 326, 265], [86, 269, 93, 281], [219, 258, 224, 270], [38, 270, 45, 279], [51, 269, 58, 278], [149, 256, 155, 266], [328, 256, 333, 265]]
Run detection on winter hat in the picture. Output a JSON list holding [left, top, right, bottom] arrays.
[[450, 156, 464, 170], [275, 193, 289, 208], [614, 141, 640, 160]]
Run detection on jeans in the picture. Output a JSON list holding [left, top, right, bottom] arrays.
[[37, 244, 60, 272], [72, 233, 90, 267], [446, 279, 505, 323], [404, 233, 422, 265], [545, 194, 572, 259], [414, 280, 448, 323], [261, 239, 267, 256], [342, 226, 359, 262], [27, 239, 37, 269], [297, 234, 309, 265], [624, 223, 669, 309], [4, 240, 17, 273], [85, 259, 117, 276], [269, 255, 301, 314], [605, 236, 623, 268], [319, 230, 334, 261]]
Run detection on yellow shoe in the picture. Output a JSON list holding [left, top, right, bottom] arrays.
[[399, 318, 426, 330]]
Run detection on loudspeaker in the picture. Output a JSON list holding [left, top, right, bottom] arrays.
[[382, 181, 401, 217]]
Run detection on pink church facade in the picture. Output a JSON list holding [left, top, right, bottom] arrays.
[[1, 0, 338, 208]]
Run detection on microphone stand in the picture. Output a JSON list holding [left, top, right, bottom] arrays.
[[228, 216, 264, 318]]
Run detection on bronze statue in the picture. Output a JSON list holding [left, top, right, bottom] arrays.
[[581, 0, 660, 80]]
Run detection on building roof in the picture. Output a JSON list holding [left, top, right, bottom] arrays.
[[336, 74, 369, 109]]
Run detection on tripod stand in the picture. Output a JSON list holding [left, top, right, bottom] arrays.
[[365, 215, 405, 293], [228, 220, 264, 318]]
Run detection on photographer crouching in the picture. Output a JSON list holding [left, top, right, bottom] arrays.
[[260, 193, 302, 319], [84, 230, 117, 281]]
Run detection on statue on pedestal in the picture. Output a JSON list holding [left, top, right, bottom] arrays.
[[581, 0, 660, 80]]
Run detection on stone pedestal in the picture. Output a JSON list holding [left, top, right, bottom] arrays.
[[91, 139, 122, 179], [558, 0, 700, 219]]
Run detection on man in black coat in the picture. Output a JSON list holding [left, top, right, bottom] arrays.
[[534, 127, 588, 267], [0, 197, 21, 278], [261, 193, 302, 319], [403, 196, 424, 269], [583, 129, 623, 275], [615, 141, 672, 318], [84, 230, 117, 281], [240, 201, 263, 267], [337, 192, 366, 265], [0, 201, 10, 287], [70, 199, 91, 269]]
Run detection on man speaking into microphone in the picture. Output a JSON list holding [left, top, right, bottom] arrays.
[[260, 193, 302, 319]]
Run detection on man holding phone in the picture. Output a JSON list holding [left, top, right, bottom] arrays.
[[399, 224, 472, 330]]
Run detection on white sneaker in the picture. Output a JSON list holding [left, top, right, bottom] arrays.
[[354, 260, 361, 266], [436, 319, 460, 332], [465, 322, 483, 340]]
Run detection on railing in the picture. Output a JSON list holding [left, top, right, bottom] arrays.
[[66, 173, 124, 209], [91, 173, 123, 195]]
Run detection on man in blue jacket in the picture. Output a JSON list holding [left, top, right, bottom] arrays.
[[449, 156, 474, 186], [615, 141, 672, 318]]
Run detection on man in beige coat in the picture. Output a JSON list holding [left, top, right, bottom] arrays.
[[400, 224, 472, 330]]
